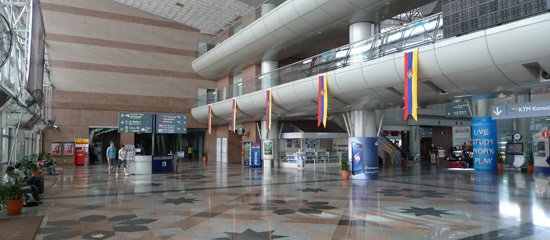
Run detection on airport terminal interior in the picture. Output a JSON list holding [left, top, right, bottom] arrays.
[[1, 0, 550, 239]]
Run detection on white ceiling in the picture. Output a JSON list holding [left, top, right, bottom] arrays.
[[113, 0, 265, 35]]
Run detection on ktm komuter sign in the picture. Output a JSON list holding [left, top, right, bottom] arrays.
[[491, 100, 550, 120]]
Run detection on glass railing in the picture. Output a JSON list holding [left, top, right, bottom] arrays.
[[195, 13, 443, 107], [198, 0, 286, 56]]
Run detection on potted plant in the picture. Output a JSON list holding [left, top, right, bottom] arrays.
[[22, 153, 40, 176], [527, 156, 534, 174], [497, 154, 504, 172], [0, 182, 24, 216], [340, 159, 351, 180], [202, 151, 208, 163]]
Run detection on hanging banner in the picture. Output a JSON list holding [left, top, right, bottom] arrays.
[[265, 89, 272, 130], [317, 73, 328, 127], [207, 104, 212, 134], [403, 49, 418, 121], [231, 98, 237, 132]]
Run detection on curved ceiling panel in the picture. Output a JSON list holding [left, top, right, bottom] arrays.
[[191, 14, 550, 125], [192, 0, 434, 79]]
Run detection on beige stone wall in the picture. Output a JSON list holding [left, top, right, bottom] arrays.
[[42, 0, 214, 163]]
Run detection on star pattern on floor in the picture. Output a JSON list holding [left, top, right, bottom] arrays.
[[160, 197, 200, 205], [300, 188, 327, 193], [250, 199, 337, 215], [400, 207, 453, 217], [376, 188, 446, 199], [213, 229, 288, 239]]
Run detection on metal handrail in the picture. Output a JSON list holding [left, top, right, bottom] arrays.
[[195, 13, 444, 108]]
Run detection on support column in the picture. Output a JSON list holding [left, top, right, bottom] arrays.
[[472, 95, 498, 171], [409, 125, 421, 161], [349, 22, 374, 43], [516, 94, 532, 167], [261, 60, 278, 90], [260, 2, 276, 17], [261, 120, 278, 168], [349, 110, 378, 179]]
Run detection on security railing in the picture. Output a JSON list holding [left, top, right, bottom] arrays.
[[198, 0, 286, 56], [195, 13, 444, 107]]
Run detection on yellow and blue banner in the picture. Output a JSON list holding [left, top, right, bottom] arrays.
[[403, 49, 418, 121], [207, 104, 212, 134], [317, 74, 328, 127], [265, 89, 272, 130], [231, 98, 237, 132]]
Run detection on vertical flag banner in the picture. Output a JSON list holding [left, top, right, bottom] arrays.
[[403, 49, 418, 121], [207, 104, 212, 134], [232, 98, 237, 132], [265, 89, 272, 130], [317, 73, 328, 128]]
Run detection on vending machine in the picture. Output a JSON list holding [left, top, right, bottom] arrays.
[[74, 138, 89, 166], [250, 142, 262, 167], [242, 142, 252, 166]]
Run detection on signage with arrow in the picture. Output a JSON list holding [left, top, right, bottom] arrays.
[[118, 112, 153, 133], [491, 100, 550, 120], [156, 114, 187, 134]]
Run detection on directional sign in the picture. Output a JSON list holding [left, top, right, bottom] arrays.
[[118, 112, 153, 133], [445, 101, 471, 118], [542, 130, 550, 138], [491, 100, 550, 119], [156, 114, 187, 134]]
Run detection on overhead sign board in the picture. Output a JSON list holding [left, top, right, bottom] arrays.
[[156, 114, 187, 134], [446, 101, 471, 117], [491, 100, 550, 119], [118, 112, 153, 133]]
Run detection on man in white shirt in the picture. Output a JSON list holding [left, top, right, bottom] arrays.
[[116, 145, 128, 176]]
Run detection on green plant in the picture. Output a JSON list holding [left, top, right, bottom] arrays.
[[0, 182, 24, 205], [21, 154, 39, 175], [340, 159, 350, 171]]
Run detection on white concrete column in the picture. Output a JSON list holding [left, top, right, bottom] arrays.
[[349, 22, 374, 43], [516, 94, 532, 164], [261, 3, 277, 16], [351, 110, 376, 137], [261, 120, 279, 168], [261, 60, 278, 90], [409, 125, 421, 160]]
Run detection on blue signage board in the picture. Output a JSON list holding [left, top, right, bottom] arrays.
[[491, 100, 550, 119], [250, 142, 262, 167], [156, 114, 187, 134], [472, 117, 497, 170], [349, 137, 379, 179], [118, 112, 153, 133], [446, 101, 472, 117]]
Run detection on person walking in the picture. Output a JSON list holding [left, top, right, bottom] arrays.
[[186, 145, 193, 161], [429, 144, 437, 164], [106, 141, 116, 175], [116, 145, 128, 176], [437, 146, 446, 163]]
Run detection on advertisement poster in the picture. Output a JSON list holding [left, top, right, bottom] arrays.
[[51, 142, 61, 156], [349, 137, 379, 179], [452, 126, 471, 147], [349, 138, 365, 175], [63, 142, 74, 156], [263, 140, 273, 160], [472, 117, 497, 170]]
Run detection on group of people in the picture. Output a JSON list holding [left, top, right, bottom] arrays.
[[429, 144, 447, 163], [106, 141, 128, 176], [3, 163, 44, 205]]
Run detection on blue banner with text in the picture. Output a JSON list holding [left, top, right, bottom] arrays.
[[472, 117, 497, 170]]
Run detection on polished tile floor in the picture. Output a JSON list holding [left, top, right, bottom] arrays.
[[4, 161, 550, 240]]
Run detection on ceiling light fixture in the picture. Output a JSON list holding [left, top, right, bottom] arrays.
[[176, 2, 184, 7]]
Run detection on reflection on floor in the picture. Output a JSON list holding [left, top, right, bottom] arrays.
[[3, 161, 550, 240]]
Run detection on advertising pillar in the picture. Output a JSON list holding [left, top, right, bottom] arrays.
[[349, 137, 379, 179], [472, 117, 497, 170]]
